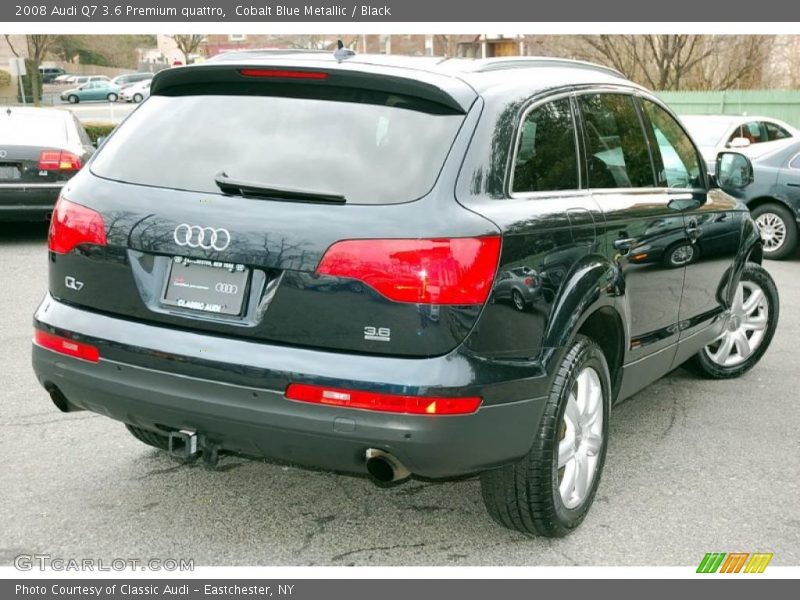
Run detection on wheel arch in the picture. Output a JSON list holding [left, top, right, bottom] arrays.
[[541, 256, 628, 401]]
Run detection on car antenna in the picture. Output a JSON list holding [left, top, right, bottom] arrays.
[[333, 39, 356, 62]]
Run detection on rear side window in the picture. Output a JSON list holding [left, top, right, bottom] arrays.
[[90, 94, 464, 205], [641, 100, 704, 189], [578, 94, 654, 189], [512, 98, 579, 193], [765, 122, 791, 141]]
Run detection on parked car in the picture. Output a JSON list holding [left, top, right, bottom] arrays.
[[64, 75, 110, 86], [39, 67, 66, 83], [0, 106, 94, 221], [717, 140, 800, 259], [492, 266, 542, 310], [60, 80, 121, 104], [53, 73, 76, 84], [111, 72, 154, 91], [32, 55, 778, 537], [119, 79, 151, 103], [680, 114, 798, 168]]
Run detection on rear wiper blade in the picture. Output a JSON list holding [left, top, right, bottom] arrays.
[[214, 172, 346, 205]]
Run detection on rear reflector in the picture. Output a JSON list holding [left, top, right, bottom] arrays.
[[34, 330, 99, 363], [38, 150, 82, 172], [239, 68, 328, 80], [48, 197, 107, 254], [285, 383, 481, 415], [316, 236, 501, 305]]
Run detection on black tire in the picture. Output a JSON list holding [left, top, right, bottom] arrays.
[[512, 289, 526, 311], [751, 203, 798, 260], [688, 263, 779, 379], [133, 93, 143, 103], [480, 334, 611, 537], [68, 95, 79, 104], [663, 241, 698, 268], [125, 424, 170, 451], [107, 93, 118, 102]]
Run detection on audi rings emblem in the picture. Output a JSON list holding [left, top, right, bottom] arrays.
[[215, 282, 239, 295], [173, 224, 231, 251]]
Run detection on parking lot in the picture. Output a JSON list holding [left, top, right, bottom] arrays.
[[1, 221, 799, 567]]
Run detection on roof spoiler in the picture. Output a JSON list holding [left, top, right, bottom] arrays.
[[150, 63, 476, 114]]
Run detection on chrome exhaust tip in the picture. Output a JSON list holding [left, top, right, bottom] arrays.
[[365, 448, 411, 484]]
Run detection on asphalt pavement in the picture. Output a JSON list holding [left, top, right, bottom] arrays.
[[1, 222, 798, 567]]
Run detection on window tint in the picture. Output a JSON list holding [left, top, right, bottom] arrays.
[[578, 94, 654, 189], [642, 100, 704, 189], [512, 98, 579, 193], [765, 122, 791, 141], [91, 94, 464, 205]]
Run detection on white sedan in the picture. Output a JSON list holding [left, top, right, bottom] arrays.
[[680, 114, 798, 168], [119, 79, 151, 103]]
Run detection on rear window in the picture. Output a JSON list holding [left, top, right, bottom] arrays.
[[0, 112, 67, 146], [90, 94, 465, 205]]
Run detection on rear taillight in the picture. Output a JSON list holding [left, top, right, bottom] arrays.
[[38, 150, 82, 172], [34, 330, 99, 363], [316, 236, 501, 305], [239, 68, 328, 80], [285, 383, 481, 416], [524, 276, 535, 287], [48, 197, 107, 254]]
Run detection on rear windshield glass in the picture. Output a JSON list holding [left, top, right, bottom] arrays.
[[0, 112, 67, 146], [90, 94, 465, 204]]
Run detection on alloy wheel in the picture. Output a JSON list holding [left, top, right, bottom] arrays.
[[755, 212, 787, 252], [705, 280, 769, 367], [670, 244, 695, 266], [557, 367, 604, 509]]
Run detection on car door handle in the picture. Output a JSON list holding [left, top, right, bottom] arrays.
[[686, 226, 703, 241], [787, 183, 800, 188], [613, 238, 637, 252]]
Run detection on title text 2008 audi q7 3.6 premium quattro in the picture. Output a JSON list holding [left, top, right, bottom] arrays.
[[32, 54, 779, 536]]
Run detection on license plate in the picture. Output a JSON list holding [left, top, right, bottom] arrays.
[[162, 257, 249, 316], [0, 165, 21, 180]]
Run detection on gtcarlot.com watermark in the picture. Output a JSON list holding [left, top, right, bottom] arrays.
[[14, 554, 194, 572]]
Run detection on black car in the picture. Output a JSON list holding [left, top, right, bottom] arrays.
[[0, 106, 94, 221], [719, 140, 800, 260], [39, 66, 66, 83], [31, 54, 779, 537]]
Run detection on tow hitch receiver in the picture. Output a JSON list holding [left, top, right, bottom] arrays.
[[168, 429, 198, 460]]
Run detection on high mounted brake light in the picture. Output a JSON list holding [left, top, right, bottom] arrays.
[[48, 197, 107, 254], [239, 68, 329, 80], [285, 383, 482, 416], [316, 236, 501, 305]]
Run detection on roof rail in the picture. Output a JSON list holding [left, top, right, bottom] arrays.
[[472, 57, 624, 79]]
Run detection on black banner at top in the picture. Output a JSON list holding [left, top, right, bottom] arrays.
[[3, 0, 799, 22]]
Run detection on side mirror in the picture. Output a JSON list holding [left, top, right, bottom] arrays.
[[728, 137, 751, 149], [95, 136, 107, 147], [715, 152, 754, 190]]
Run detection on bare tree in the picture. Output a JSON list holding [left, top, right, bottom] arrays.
[[5, 34, 56, 105], [546, 35, 773, 91], [170, 35, 206, 63]]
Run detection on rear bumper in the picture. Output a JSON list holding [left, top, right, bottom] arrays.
[[0, 183, 62, 221], [32, 295, 549, 478]]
